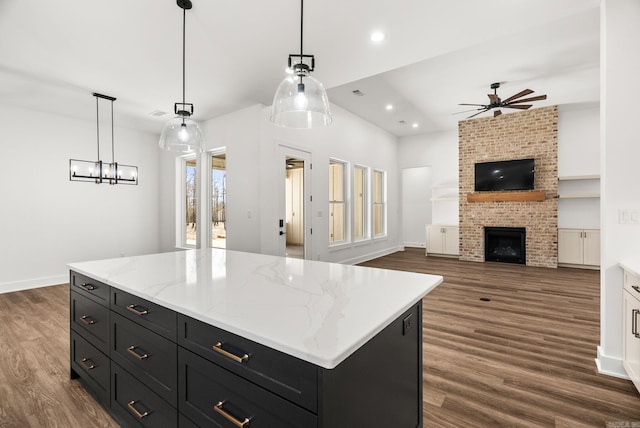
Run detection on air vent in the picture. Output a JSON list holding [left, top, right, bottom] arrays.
[[352, 89, 364, 96], [398, 120, 407, 125], [150, 110, 167, 116]]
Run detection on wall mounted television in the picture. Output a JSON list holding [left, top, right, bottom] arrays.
[[474, 158, 535, 192]]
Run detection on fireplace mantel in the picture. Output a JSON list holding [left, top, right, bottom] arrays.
[[466, 191, 545, 203]]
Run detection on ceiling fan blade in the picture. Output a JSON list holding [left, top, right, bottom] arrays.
[[502, 89, 534, 103], [503, 104, 532, 110], [494, 110, 502, 117], [458, 103, 487, 107], [487, 94, 500, 104], [453, 108, 485, 115], [505, 95, 547, 104], [466, 109, 490, 119]]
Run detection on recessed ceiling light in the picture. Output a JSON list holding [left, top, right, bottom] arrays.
[[412, 123, 419, 128], [386, 104, 393, 111], [371, 32, 385, 43]]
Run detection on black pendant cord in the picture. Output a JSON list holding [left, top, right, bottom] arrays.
[[182, 6, 186, 124], [299, 0, 304, 86], [110, 99, 115, 164], [95, 96, 100, 161]]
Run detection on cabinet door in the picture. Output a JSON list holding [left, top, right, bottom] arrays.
[[623, 290, 640, 392], [443, 226, 459, 256], [583, 229, 600, 266], [558, 229, 583, 264], [426, 225, 444, 254]]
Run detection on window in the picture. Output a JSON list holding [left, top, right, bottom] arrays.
[[210, 152, 226, 248], [329, 160, 346, 243], [353, 165, 368, 240], [183, 157, 198, 247], [372, 170, 386, 237]]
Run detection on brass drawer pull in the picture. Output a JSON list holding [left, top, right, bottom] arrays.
[[80, 315, 95, 325], [214, 401, 250, 427], [633, 286, 640, 294], [126, 304, 149, 316], [80, 283, 96, 291], [80, 358, 95, 370], [213, 342, 249, 363], [127, 400, 150, 419], [127, 346, 149, 361]]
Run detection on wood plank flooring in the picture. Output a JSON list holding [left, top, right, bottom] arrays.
[[360, 249, 640, 427], [1, 250, 639, 427]]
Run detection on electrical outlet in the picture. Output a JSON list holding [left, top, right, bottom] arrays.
[[402, 313, 413, 335]]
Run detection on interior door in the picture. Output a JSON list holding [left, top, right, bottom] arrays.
[[278, 146, 312, 259]]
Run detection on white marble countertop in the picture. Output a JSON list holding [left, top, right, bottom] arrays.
[[620, 257, 640, 276], [68, 248, 442, 369]]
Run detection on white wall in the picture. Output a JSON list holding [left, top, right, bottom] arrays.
[[398, 130, 459, 225], [158, 103, 403, 265], [0, 104, 160, 293], [597, 0, 640, 378], [402, 167, 432, 248]]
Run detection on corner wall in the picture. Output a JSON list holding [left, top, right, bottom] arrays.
[[0, 104, 161, 293], [458, 106, 558, 268]]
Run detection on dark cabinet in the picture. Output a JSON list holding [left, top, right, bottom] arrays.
[[70, 270, 424, 428]]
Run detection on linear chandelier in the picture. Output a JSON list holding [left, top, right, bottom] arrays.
[[159, 0, 204, 153], [270, 0, 332, 128], [69, 93, 138, 185]]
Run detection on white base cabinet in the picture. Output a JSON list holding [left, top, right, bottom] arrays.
[[623, 270, 640, 393], [426, 225, 459, 257], [557, 228, 600, 267]]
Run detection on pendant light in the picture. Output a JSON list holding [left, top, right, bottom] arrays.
[[270, 0, 332, 128], [159, 0, 204, 153], [70, 93, 138, 185]]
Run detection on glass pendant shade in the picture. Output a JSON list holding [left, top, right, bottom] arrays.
[[159, 115, 204, 153], [271, 72, 332, 128]]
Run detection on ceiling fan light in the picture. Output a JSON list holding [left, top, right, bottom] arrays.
[[159, 116, 204, 153], [271, 73, 332, 128]]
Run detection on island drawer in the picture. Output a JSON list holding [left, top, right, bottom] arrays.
[[178, 314, 318, 413], [112, 288, 177, 341], [111, 312, 178, 407], [71, 291, 110, 355], [112, 362, 177, 428], [178, 347, 317, 428], [70, 271, 110, 307], [71, 330, 110, 406], [625, 270, 640, 297]]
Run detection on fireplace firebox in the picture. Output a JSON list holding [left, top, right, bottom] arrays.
[[484, 227, 526, 264]]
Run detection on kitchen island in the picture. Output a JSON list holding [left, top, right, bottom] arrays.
[[69, 248, 442, 427]]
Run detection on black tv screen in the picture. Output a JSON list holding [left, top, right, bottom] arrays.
[[474, 158, 535, 192]]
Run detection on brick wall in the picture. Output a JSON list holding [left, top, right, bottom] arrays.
[[458, 106, 558, 268]]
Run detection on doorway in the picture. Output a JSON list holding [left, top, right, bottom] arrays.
[[279, 146, 312, 259]]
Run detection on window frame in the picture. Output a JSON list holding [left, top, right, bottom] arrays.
[[177, 154, 199, 249], [372, 169, 387, 239], [329, 158, 349, 246], [352, 164, 369, 242]]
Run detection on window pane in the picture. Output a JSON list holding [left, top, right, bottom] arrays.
[[353, 166, 365, 239], [373, 205, 383, 236], [373, 171, 382, 203], [329, 160, 346, 243], [185, 159, 197, 247], [372, 170, 385, 237], [211, 153, 226, 248], [330, 202, 345, 242]]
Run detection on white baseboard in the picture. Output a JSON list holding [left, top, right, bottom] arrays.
[[0, 274, 68, 295], [403, 241, 426, 249], [595, 345, 629, 379], [339, 246, 405, 265]]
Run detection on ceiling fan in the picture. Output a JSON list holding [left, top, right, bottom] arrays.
[[457, 82, 547, 119]]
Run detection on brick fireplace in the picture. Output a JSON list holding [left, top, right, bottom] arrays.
[[458, 105, 558, 268]]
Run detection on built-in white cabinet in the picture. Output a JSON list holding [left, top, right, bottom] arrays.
[[557, 228, 600, 267], [623, 269, 640, 393], [426, 225, 459, 257]]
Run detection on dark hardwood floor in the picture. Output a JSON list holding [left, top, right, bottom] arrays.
[[360, 248, 640, 427], [1, 250, 639, 427]]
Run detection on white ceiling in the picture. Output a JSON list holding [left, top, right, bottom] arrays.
[[0, 0, 600, 136]]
